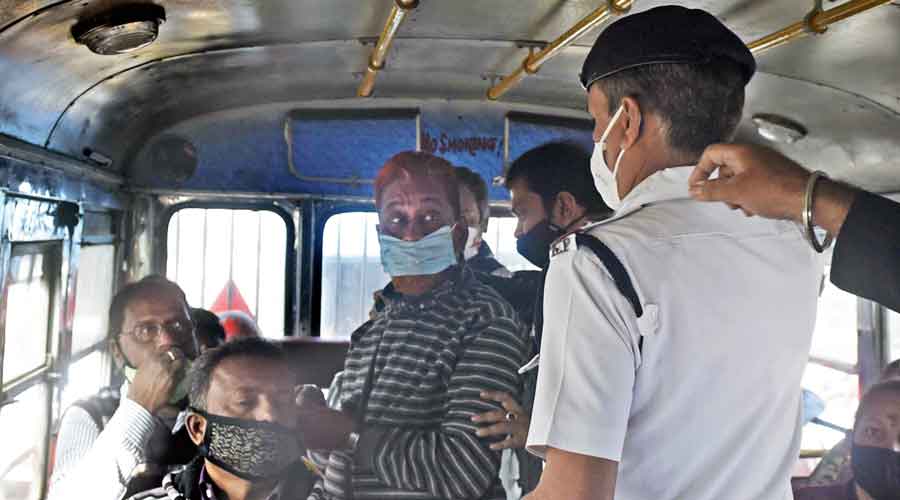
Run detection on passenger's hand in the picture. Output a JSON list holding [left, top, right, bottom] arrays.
[[473, 391, 530, 450], [128, 347, 187, 414], [297, 406, 355, 450], [688, 144, 809, 221]]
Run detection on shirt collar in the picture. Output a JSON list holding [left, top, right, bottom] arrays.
[[380, 265, 468, 312], [614, 165, 695, 218], [198, 466, 286, 500]]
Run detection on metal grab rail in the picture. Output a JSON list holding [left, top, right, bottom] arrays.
[[357, 0, 420, 97], [485, 0, 891, 100], [486, 0, 632, 101], [748, 0, 893, 54]]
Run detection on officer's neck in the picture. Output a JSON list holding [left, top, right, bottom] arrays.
[[855, 482, 874, 500], [620, 143, 698, 198]]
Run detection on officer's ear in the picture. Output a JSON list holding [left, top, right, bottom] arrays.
[[620, 95, 643, 151], [551, 192, 586, 229], [186, 412, 207, 446]]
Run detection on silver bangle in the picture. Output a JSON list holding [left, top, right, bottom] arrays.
[[802, 171, 834, 253]]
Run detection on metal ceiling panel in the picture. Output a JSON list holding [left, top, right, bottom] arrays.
[[0, 0, 896, 190]]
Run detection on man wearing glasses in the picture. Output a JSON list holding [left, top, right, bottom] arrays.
[[49, 275, 200, 500]]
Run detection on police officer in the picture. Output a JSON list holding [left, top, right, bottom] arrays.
[[525, 7, 822, 500]]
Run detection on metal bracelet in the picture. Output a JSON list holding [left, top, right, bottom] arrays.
[[803, 171, 834, 253]]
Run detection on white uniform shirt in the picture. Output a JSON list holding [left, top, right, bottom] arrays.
[[526, 166, 822, 500]]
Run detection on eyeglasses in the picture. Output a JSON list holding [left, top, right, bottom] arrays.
[[121, 319, 195, 344]]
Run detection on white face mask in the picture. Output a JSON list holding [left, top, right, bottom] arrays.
[[590, 103, 628, 211], [463, 226, 481, 261]]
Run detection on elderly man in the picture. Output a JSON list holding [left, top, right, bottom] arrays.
[[130, 337, 315, 500], [525, 6, 821, 500], [50, 275, 200, 500], [300, 151, 529, 500]]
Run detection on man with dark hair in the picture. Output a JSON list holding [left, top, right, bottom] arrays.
[[470, 141, 611, 498], [50, 275, 200, 500], [795, 380, 900, 500], [130, 337, 315, 500], [525, 6, 821, 500], [191, 308, 226, 351], [455, 165, 509, 277], [505, 141, 611, 269], [218, 310, 262, 340], [300, 151, 529, 500]]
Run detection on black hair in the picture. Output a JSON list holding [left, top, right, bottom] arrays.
[[595, 58, 746, 157], [505, 141, 611, 216], [855, 380, 900, 422], [188, 337, 289, 411], [191, 308, 226, 349], [454, 165, 490, 230], [882, 359, 900, 381], [107, 275, 189, 339]]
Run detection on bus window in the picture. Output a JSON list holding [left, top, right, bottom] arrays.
[[886, 310, 900, 362], [2, 244, 59, 384], [319, 212, 530, 339], [0, 384, 50, 500], [482, 217, 538, 272], [166, 208, 287, 338], [796, 267, 859, 474], [71, 245, 116, 354], [1, 243, 60, 500]]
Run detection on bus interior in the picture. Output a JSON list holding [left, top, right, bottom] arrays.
[[0, 1, 899, 498]]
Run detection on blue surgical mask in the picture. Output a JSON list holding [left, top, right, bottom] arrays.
[[378, 225, 458, 277]]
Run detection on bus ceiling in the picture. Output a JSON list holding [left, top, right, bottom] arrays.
[[0, 0, 898, 197]]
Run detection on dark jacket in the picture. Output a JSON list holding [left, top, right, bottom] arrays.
[[831, 191, 900, 313]]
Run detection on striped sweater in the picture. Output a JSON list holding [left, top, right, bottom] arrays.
[[308, 267, 529, 500]]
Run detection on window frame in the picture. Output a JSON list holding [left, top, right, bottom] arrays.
[[160, 202, 297, 337]]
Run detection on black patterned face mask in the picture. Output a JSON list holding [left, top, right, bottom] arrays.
[[190, 408, 301, 481]]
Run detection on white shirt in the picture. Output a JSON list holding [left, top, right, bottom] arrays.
[[48, 383, 184, 500], [526, 166, 822, 500]]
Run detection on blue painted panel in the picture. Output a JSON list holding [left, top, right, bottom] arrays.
[[288, 109, 419, 183], [507, 112, 594, 165], [419, 104, 505, 201], [139, 103, 596, 201]]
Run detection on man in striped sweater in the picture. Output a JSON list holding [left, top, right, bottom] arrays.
[[300, 151, 530, 500]]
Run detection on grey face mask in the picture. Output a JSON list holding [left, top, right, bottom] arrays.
[[190, 408, 301, 481]]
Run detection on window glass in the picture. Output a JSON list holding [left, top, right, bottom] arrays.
[[3, 246, 56, 384], [167, 208, 287, 338], [61, 351, 108, 411], [71, 245, 116, 353], [886, 309, 900, 363], [0, 384, 49, 500], [482, 217, 537, 272], [809, 269, 858, 365], [320, 213, 389, 339], [794, 267, 860, 476], [319, 213, 531, 338]]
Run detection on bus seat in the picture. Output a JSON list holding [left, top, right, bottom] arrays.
[[277, 337, 349, 388]]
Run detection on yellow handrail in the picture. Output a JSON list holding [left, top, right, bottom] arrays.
[[487, 0, 632, 101], [358, 0, 419, 98]]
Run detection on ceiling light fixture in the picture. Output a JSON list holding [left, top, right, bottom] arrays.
[[72, 4, 166, 55], [752, 113, 808, 144]]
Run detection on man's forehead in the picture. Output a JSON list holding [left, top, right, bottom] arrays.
[[861, 391, 900, 419], [125, 289, 187, 317], [380, 176, 451, 209], [210, 356, 292, 388]]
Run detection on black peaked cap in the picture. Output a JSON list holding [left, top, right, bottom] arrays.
[[580, 5, 756, 89]]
